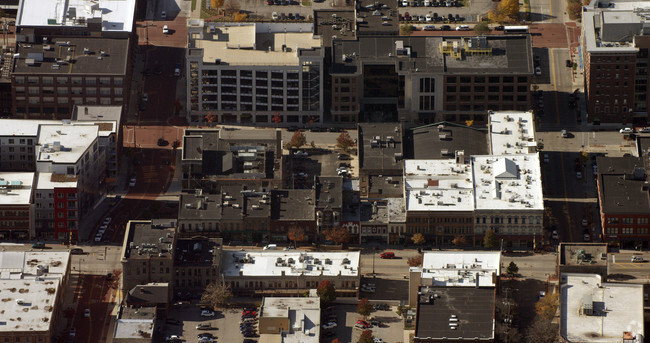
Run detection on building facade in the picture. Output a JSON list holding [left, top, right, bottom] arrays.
[[0, 172, 34, 240]]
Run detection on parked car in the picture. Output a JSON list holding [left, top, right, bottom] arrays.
[[551, 230, 558, 240], [129, 176, 136, 187], [196, 323, 212, 330], [424, 25, 436, 31], [272, 12, 279, 20], [380, 252, 395, 259], [84, 309, 90, 318], [561, 129, 569, 138], [535, 67, 542, 76], [162, 25, 169, 34], [161, 11, 166, 19], [619, 127, 634, 134], [322, 322, 338, 329], [31, 242, 45, 249], [631, 256, 644, 263], [494, 25, 504, 30], [201, 310, 215, 317], [639, 127, 650, 133], [70, 248, 84, 255]]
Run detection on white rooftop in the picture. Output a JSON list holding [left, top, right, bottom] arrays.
[[0, 172, 35, 205], [488, 111, 537, 155], [37, 124, 98, 164], [561, 273, 644, 343], [404, 159, 475, 212], [0, 119, 115, 138], [17, 0, 136, 33], [472, 154, 544, 210], [414, 251, 501, 287], [0, 119, 59, 137], [0, 251, 70, 333], [261, 297, 320, 343], [35, 172, 78, 190], [224, 251, 360, 277]]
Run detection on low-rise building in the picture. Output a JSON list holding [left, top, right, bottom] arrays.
[[560, 273, 643, 343], [125, 282, 170, 316], [557, 243, 608, 281], [120, 220, 176, 294], [112, 305, 156, 343], [223, 251, 360, 297], [0, 172, 35, 240], [358, 123, 404, 199], [0, 251, 71, 343], [174, 236, 222, 293], [259, 297, 321, 343], [270, 189, 317, 242]]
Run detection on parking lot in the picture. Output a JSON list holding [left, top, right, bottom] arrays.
[[165, 304, 258, 342], [324, 303, 404, 343], [286, 149, 358, 188]]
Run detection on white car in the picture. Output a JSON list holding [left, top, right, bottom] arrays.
[[402, 0, 408, 5], [425, 14, 432, 21], [163, 25, 169, 34], [272, 12, 279, 20], [576, 171, 582, 179], [129, 177, 136, 187], [374, 339, 384, 343], [535, 67, 541, 76], [619, 127, 634, 134], [639, 127, 650, 133], [295, 150, 308, 158], [103, 217, 112, 225], [94, 234, 102, 242], [166, 335, 180, 342], [582, 219, 588, 226], [84, 309, 90, 318], [200, 310, 215, 317], [322, 322, 337, 329], [583, 234, 590, 242], [551, 230, 558, 240], [456, 25, 470, 31]]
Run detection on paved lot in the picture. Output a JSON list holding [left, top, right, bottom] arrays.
[[325, 303, 403, 343], [398, 0, 494, 22], [166, 305, 255, 342]]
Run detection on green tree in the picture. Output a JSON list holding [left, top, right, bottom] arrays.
[[317, 280, 337, 304], [201, 282, 232, 310], [288, 130, 307, 148], [357, 298, 373, 319], [400, 24, 414, 35], [506, 261, 519, 275], [358, 330, 374, 343], [483, 230, 498, 249], [411, 233, 426, 246], [473, 21, 491, 35]]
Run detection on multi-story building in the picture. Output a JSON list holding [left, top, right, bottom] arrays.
[[596, 146, 650, 248], [11, 0, 135, 119], [34, 172, 79, 240], [270, 189, 317, 242], [0, 250, 71, 343], [0, 172, 34, 240], [331, 35, 533, 124], [223, 251, 360, 297], [560, 274, 643, 343], [120, 220, 177, 294], [186, 21, 324, 126], [174, 236, 223, 293], [259, 297, 321, 343], [359, 199, 406, 244], [72, 105, 122, 181], [358, 123, 404, 199], [0, 119, 43, 171], [582, 1, 650, 125]]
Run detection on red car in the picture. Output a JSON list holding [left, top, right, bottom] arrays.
[[356, 320, 370, 328], [380, 252, 395, 259], [242, 310, 257, 316]]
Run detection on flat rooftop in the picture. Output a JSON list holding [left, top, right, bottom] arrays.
[[72, 105, 122, 134], [13, 38, 130, 75], [488, 111, 537, 155], [0, 172, 34, 205], [224, 251, 360, 277], [271, 189, 315, 221], [415, 251, 501, 287], [261, 297, 321, 343], [35, 172, 78, 190], [415, 287, 495, 340], [314, 10, 357, 48], [332, 35, 533, 75], [0, 119, 58, 137], [582, 0, 649, 52], [113, 306, 155, 340], [559, 243, 608, 267], [17, 0, 136, 32], [0, 251, 70, 334], [359, 123, 403, 172], [175, 238, 221, 266], [561, 273, 644, 343], [37, 124, 98, 164], [404, 159, 474, 212], [315, 177, 342, 209], [597, 156, 649, 214], [122, 221, 176, 260], [191, 23, 320, 66], [412, 123, 489, 159]]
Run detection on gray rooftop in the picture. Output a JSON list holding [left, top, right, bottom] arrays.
[[597, 156, 649, 214], [412, 122, 489, 159], [271, 189, 315, 221], [355, 0, 399, 35], [126, 283, 170, 305], [315, 176, 343, 209], [415, 287, 495, 340], [123, 221, 176, 260], [332, 35, 533, 75], [582, 0, 650, 53], [175, 237, 222, 266], [179, 186, 272, 221], [314, 10, 357, 48], [359, 123, 404, 172], [559, 243, 608, 267], [13, 38, 129, 75]]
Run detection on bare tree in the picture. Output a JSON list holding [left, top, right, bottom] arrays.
[[525, 317, 557, 343], [201, 282, 233, 310]]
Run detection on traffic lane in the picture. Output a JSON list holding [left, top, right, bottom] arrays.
[[142, 47, 185, 124], [71, 275, 111, 343]]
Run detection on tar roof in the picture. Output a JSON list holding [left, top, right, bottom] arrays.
[[223, 251, 360, 277], [0, 172, 34, 205], [122, 221, 176, 260], [314, 10, 357, 48], [17, 0, 136, 32], [315, 177, 343, 209], [417, 251, 501, 287], [412, 122, 489, 159], [271, 189, 315, 221], [175, 237, 221, 266], [332, 35, 533, 75], [597, 156, 649, 214], [37, 124, 98, 164], [561, 273, 644, 343], [415, 287, 495, 340], [559, 243, 608, 267], [359, 123, 403, 172], [13, 38, 130, 75]]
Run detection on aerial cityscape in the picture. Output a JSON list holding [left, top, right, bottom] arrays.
[[0, 0, 649, 342]]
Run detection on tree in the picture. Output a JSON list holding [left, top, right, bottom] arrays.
[[407, 254, 423, 267], [204, 113, 217, 123], [357, 298, 373, 319], [473, 21, 491, 35], [488, 0, 520, 23], [506, 261, 519, 275], [336, 131, 355, 151], [400, 24, 414, 35], [567, 2, 582, 20], [411, 233, 426, 246], [483, 230, 498, 249], [535, 292, 559, 320], [452, 235, 467, 246], [223, 0, 241, 14], [358, 330, 373, 343], [287, 226, 306, 247], [201, 282, 232, 310], [324, 227, 351, 244], [316, 280, 336, 304], [271, 112, 282, 125], [210, 0, 225, 8], [233, 11, 248, 21], [172, 140, 181, 150], [525, 317, 557, 343], [332, 339, 342, 343], [288, 130, 307, 149]]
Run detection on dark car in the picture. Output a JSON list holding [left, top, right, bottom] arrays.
[[441, 25, 451, 30], [70, 248, 85, 255], [566, 59, 573, 67], [198, 333, 214, 339], [288, 13, 295, 19], [243, 332, 258, 338], [157, 138, 169, 146], [32, 242, 45, 249], [166, 318, 182, 325], [494, 25, 505, 30], [280, 12, 287, 20], [455, 14, 460, 21]]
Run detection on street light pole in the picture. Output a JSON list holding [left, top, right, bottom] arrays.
[[372, 248, 376, 277]]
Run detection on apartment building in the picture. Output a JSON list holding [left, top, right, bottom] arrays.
[[223, 251, 360, 297], [582, 1, 650, 125], [331, 35, 533, 125], [120, 220, 177, 294], [0, 172, 35, 240], [186, 21, 324, 126], [34, 172, 79, 240], [0, 251, 71, 343], [11, 0, 135, 119], [72, 105, 122, 181]]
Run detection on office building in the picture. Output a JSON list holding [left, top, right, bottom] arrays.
[[0, 172, 34, 240], [582, 0, 650, 125], [259, 297, 321, 343], [186, 21, 324, 125]]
